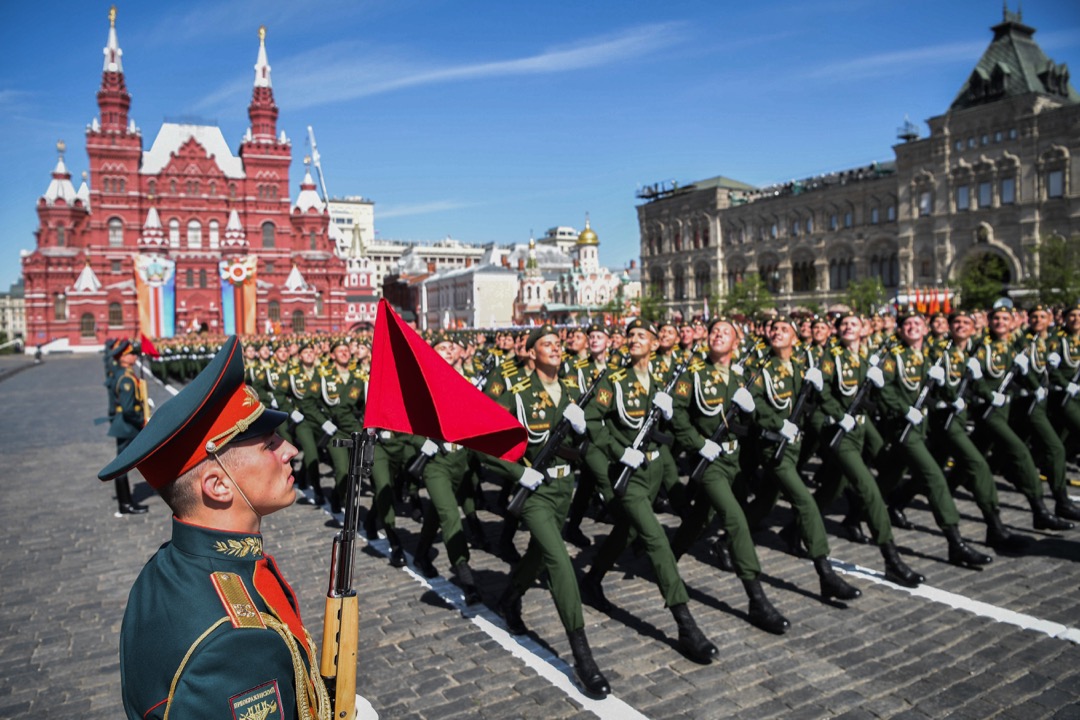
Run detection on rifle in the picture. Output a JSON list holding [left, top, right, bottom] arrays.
[[898, 340, 951, 445], [688, 347, 767, 483], [1060, 356, 1080, 409], [506, 357, 628, 516], [769, 361, 821, 463], [321, 428, 375, 719], [826, 339, 897, 448], [980, 349, 1025, 420], [1027, 343, 1051, 417], [612, 357, 689, 498], [942, 338, 983, 431]]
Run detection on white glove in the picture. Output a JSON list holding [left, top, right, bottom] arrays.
[[952, 397, 966, 413], [966, 357, 983, 380], [1035, 387, 1048, 402], [564, 403, 586, 434], [620, 447, 645, 469], [518, 467, 544, 491], [270, 397, 278, 409], [732, 363, 745, 377], [838, 414, 856, 433], [991, 391, 1007, 407], [905, 407, 924, 426], [1047, 352, 1061, 369], [652, 391, 674, 420], [420, 439, 439, 457], [1013, 353, 1029, 375], [699, 440, 722, 461], [804, 367, 824, 392], [321, 420, 338, 436], [927, 365, 945, 385], [732, 387, 755, 413], [290, 410, 304, 424], [1067, 382, 1079, 398], [866, 366, 885, 388], [779, 420, 799, 443]]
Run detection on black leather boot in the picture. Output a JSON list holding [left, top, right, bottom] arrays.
[[780, 519, 804, 556], [453, 561, 482, 605], [814, 557, 861, 600], [498, 584, 527, 635], [944, 525, 993, 567], [841, 518, 869, 544], [706, 535, 735, 573], [567, 628, 610, 697], [115, 475, 148, 515], [385, 527, 407, 568], [741, 578, 790, 635], [582, 568, 613, 613], [887, 504, 914, 530], [465, 513, 490, 552], [670, 603, 718, 664], [497, 518, 522, 563], [563, 524, 592, 549], [1030, 495, 1075, 530], [412, 535, 438, 578], [880, 541, 923, 587], [982, 509, 1028, 554], [1052, 487, 1080, 522]]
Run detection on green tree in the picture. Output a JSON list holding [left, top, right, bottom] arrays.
[[637, 287, 666, 323], [1025, 233, 1080, 307], [845, 277, 886, 314], [957, 252, 1010, 310], [721, 273, 775, 319]]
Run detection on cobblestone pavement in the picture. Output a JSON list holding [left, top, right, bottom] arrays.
[[1, 354, 1079, 719]]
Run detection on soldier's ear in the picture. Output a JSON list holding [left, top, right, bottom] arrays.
[[200, 462, 233, 506]]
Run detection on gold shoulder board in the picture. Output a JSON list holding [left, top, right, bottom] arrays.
[[509, 378, 532, 395], [210, 571, 266, 629]]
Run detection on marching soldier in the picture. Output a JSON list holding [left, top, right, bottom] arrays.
[[108, 340, 149, 515], [486, 324, 611, 697], [582, 319, 719, 665], [321, 340, 367, 521], [100, 337, 331, 720], [286, 343, 332, 507], [744, 316, 863, 601], [669, 317, 791, 634], [1047, 302, 1080, 456]]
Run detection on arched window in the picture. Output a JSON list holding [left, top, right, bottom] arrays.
[[186, 269, 194, 288], [199, 269, 207, 289], [187, 220, 202, 249], [80, 312, 95, 338], [108, 218, 124, 247], [148, 180, 156, 196], [673, 267, 686, 300], [108, 302, 123, 327], [54, 294, 67, 321], [208, 220, 220, 249], [695, 264, 711, 298], [291, 310, 306, 332], [309, 230, 317, 250], [56, 227, 66, 246], [169, 219, 180, 246], [315, 294, 323, 316], [268, 300, 280, 322], [262, 222, 275, 249]]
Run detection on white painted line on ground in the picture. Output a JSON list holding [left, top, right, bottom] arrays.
[[831, 558, 1080, 644], [363, 535, 650, 720], [135, 360, 179, 395]]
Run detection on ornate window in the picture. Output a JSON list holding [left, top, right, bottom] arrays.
[[54, 294, 67, 321], [262, 222, 276, 248], [957, 185, 970, 211], [978, 181, 993, 209], [1000, 177, 1016, 204], [108, 218, 124, 247], [1047, 169, 1064, 198], [208, 219, 220, 248], [918, 191, 932, 216], [187, 220, 202, 248], [186, 269, 194, 288], [792, 261, 815, 292], [870, 206, 880, 225], [673, 267, 686, 300], [56, 226, 66, 246], [198, 269, 207, 289], [169, 219, 180, 245], [310, 230, 317, 250], [268, 300, 280, 322], [80, 312, 95, 338], [694, 263, 711, 298], [108, 302, 123, 327], [292, 310, 306, 332]]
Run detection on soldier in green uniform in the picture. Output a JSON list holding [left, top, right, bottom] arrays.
[[321, 340, 369, 522], [969, 306, 1075, 529], [1047, 302, 1080, 458], [100, 337, 332, 720], [669, 318, 791, 634], [876, 313, 993, 567], [286, 343, 333, 507], [108, 340, 150, 515], [812, 312, 925, 585], [744, 316, 862, 601], [582, 319, 719, 665], [485, 324, 610, 696]]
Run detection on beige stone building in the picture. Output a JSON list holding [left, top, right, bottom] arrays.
[[638, 10, 1079, 315]]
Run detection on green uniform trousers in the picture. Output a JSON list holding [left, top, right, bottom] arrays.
[[928, 411, 999, 514], [419, 450, 470, 569], [814, 422, 893, 545], [671, 454, 761, 581], [877, 424, 960, 529], [1010, 402, 1068, 493], [747, 442, 831, 559], [971, 407, 1041, 501], [591, 459, 689, 608], [566, 443, 615, 528], [510, 470, 583, 633], [293, 420, 323, 495]]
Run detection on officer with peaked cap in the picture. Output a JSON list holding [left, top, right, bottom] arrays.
[[100, 336, 332, 720], [108, 339, 149, 515]]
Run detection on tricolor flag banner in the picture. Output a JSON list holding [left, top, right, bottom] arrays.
[[134, 254, 176, 338], [364, 298, 526, 461], [219, 256, 258, 336]]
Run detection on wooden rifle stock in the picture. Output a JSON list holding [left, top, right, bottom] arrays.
[[613, 357, 689, 498], [321, 428, 374, 719]]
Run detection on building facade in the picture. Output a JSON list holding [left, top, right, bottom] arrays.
[[639, 10, 1079, 316], [21, 11, 357, 349], [0, 279, 26, 349]]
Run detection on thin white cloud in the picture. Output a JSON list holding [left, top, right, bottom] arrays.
[[804, 40, 988, 81], [378, 200, 476, 220], [194, 22, 685, 113]]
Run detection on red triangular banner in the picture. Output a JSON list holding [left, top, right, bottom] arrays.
[[364, 299, 526, 461], [140, 333, 161, 358]]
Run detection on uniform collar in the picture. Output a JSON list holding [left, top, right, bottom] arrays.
[[171, 516, 265, 562]]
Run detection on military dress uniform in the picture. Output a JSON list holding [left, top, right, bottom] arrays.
[[321, 362, 366, 512], [1047, 320, 1080, 456], [287, 361, 331, 504], [108, 342, 149, 515], [581, 328, 719, 665]]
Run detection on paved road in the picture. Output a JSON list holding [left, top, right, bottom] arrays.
[[1, 354, 1079, 718]]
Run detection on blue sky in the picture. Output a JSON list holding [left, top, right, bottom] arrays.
[[1, 1, 1078, 291]]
